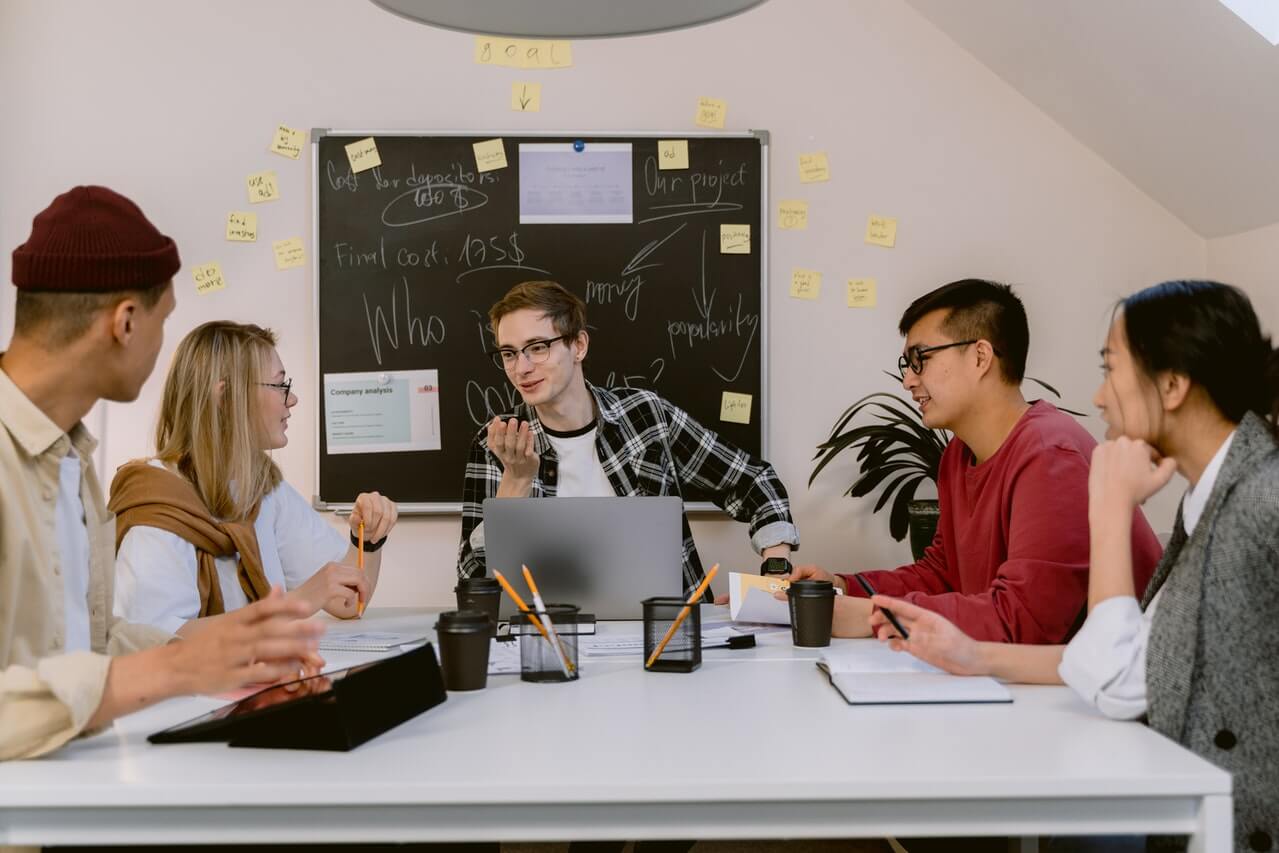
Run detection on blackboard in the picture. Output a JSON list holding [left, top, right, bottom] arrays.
[[313, 130, 768, 511]]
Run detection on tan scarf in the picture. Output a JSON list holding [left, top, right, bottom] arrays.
[[108, 460, 270, 616]]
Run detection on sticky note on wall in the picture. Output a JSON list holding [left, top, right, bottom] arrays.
[[720, 224, 751, 254], [799, 152, 830, 183], [658, 139, 689, 170], [790, 269, 821, 300], [847, 278, 877, 308], [246, 171, 279, 204], [273, 237, 306, 270], [720, 391, 753, 424], [345, 137, 382, 173], [193, 262, 226, 295], [225, 211, 257, 242], [270, 125, 305, 159], [695, 97, 727, 129], [473, 138, 508, 172], [865, 215, 897, 248], [511, 82, 542, 112], [778, 200, 808, 230]]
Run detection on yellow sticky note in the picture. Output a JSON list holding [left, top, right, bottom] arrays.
[[192, 262, 226, 296], [720, 224, 751, 254], [225, 211, 257, 242], [778, 200, 808, 230], [511, 82, 542, 112], [658, 139, 689, 170], [865, 215, 898, 248], [269, 124, 305, 159], [847, 278, 877, 308], [473, 138, 508, 173], [799, 152, 830, 183], [695, 97, 727, 129], [475, 36, 572, 69], [790, 268, 822, 301], [345, 137, 382, 174], [246, 171, 279, 204], [720, 391, 753, 425], [272, 237, 306, 270]]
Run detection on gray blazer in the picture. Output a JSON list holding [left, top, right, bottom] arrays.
[[1144, 412, 1279, 853]]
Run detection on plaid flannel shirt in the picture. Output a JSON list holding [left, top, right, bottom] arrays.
[[457, 383, 799, 591]]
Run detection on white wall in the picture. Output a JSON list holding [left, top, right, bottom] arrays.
[[1208, 222, 1279, 334], [1, 0, 1205, 607]]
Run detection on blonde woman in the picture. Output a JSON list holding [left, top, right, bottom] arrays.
[[110, 321, 398, 636]]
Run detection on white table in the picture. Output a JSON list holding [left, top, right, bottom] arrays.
[[0, 608, 1231, 850]]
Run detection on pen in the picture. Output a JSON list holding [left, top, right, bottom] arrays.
[[645, 564, 719, 669], [522, 565, 574, 678], [356, 521, 365, 617], [852, 574, 909, 640]]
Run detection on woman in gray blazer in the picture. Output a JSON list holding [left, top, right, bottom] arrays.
[[866, 280, 1279, 852]]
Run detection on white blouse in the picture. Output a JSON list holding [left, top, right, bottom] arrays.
[[1058, 431, 1235, 719], [113, 461, 348, 634]]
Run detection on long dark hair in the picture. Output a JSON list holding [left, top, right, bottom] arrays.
[[1120, 280, 1278, 429]]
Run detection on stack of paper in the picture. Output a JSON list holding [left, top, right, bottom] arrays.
[[817, 643, 1012, 705], [727, 571, 791, 625]]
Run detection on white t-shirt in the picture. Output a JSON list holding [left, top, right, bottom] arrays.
[[113, 461, 348, 634], [55, 447, 91, 652], [544, 421, 614, 498]]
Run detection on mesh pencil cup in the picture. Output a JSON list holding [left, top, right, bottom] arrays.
[[513, 603, 581, 683], [643, 597, 702, 672]]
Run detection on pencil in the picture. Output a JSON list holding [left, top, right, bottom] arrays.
[[645, 564, 719, 669], [521, 564, 575, 677], [356, 521, 365, 617], [492, 569, 553, 645]]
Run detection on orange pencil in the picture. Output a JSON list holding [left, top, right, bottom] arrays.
[[492, 570, 550, 643], [645, 564, 719, 669], [356, 521, 365, 617], [521, 564, 575, 677]]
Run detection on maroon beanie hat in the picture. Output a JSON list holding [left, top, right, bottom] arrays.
[[11, 185, 181, 292]]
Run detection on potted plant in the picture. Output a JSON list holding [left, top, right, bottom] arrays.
[[810, 374, 1078, 559]]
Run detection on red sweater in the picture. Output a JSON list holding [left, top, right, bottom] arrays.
[[839, 401, 1162, 644]]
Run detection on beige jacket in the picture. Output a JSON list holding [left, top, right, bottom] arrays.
[[0, 365, 170, 761]]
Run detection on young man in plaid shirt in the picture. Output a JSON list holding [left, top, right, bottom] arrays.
[[456, 280, 798, 593]]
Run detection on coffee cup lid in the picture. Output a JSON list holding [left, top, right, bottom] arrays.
[[455, 577, 501, 592], [435, 609, 492, 630], [787, 579, 835, 596]]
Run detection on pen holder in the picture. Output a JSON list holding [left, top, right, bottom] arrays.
[[454, 576, 502, 637], [642, 597, 702, 673], [512, 603, 581, 683]]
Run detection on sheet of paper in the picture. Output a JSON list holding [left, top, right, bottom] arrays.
[[728, 572, 791, 625], [778, 199, 808, 230], [826, 671, 1012, 705], [270, 124, 305, 159], [511, 81, 542, 112], [323, 369, 441, 454], [719, 391, 753, 424], [225, 211, 257, 242], [345, 137, 382, 173], [695, 97, 727, 129], [790, 268, 821, 300], [272, 237, 306, 270], [519, 142, 633, 224], [318, 631, 425, 652], [799, 152, 830, 183], [658, 139, 689, 170], [819, 642, 940, 674], [488, 639, 522, 674], [865, 215, 897, 248], [579, 626, 763, 658], [847, 278, 876, 308], [192, 262, 226, 296], [473, 138, 509, 173], [474, 35, 572, 69], [246, 170, 280, 203], [719, 224, 751, 254]]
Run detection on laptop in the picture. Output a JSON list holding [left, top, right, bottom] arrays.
[[482, 496, 685, 620]]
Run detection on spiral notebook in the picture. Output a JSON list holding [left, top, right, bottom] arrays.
[[318, 632, 427, 652]]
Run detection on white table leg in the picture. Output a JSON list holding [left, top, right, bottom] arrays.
[[1187, 794, 1232, 853]]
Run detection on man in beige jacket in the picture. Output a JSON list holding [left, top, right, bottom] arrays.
[[0, 186, 324, 761]]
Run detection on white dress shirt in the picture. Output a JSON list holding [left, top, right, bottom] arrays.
[[1059, 431, 1235, 719], [113, 460, 348, 634]]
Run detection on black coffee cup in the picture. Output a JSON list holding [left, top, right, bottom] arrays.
[[454, 577, 502, 636], [787, 580, 836, 647], [434, 609, 492, 691]]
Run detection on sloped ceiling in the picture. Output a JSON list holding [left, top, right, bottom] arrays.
[[902, 0, 1279, 238]]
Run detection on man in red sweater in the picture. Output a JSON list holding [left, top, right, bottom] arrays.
[[793, 279, 1162, 643]]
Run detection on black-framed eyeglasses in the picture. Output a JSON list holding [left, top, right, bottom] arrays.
[[258, 378, 293, 401], [487, 336, 571, 371], [897, 340, 986, 377]]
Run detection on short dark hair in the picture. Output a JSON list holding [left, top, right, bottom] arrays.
[[488, 280, 587, 342], [898, 278, 1029, 383], [13, 283, 168, 347], [1120, 280, 1277, 427]]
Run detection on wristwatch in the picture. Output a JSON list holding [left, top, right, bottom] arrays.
[[760, 556, 792, 576]]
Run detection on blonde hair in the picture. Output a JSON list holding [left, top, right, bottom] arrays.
[[154, 321, 283, 520]]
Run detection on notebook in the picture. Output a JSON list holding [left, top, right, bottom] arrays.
[[817, 643, 1012, 705], [318, 631, 427, 652]]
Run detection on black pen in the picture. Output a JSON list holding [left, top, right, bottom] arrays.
[[851, 574, 910, 640]]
